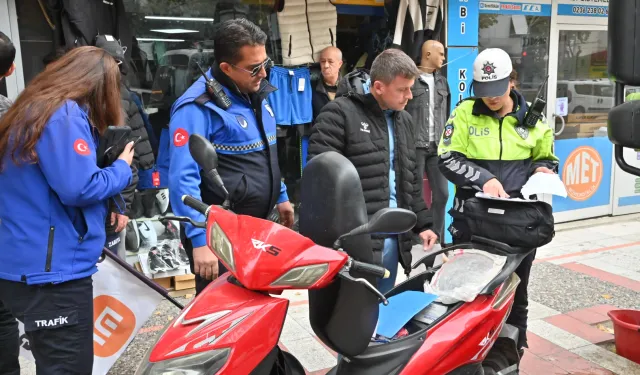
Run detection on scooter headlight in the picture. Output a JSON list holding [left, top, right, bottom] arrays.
[[208, 222, 235, 272], [269, 263, 329, 288], [136, 348, 230, 375]]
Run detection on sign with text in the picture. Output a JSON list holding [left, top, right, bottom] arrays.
[[446, 47, 478, 113], [447, 0, 479, 47], [553, 137, 612, 212], [557, 0, 608, 17], [479, 1, 552, 16]]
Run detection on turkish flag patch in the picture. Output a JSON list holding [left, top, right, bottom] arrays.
[[73, 139, 91, 156], [173, 128, 188, 147]]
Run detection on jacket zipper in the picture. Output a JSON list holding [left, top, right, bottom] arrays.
[[45, 226, 55, 272], [392, 113, 408, 270]]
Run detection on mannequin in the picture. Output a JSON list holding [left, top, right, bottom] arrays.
[[405, 40, 450, 246]]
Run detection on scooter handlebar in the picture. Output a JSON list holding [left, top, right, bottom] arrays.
[[351, 260, 390, 279], [182, 195, 210, 215]]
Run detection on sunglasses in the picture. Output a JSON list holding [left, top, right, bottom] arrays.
[[232, 57, 273, 77]]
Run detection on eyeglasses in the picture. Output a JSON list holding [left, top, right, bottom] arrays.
[[231, 57, 273, 77]]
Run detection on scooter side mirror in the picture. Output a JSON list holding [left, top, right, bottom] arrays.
[[189, 134, 230, 204], [608, 0, 640, 86], [608, 0, 640, 177], [189, 134, 219, 172], [333, 208, 417, 249]]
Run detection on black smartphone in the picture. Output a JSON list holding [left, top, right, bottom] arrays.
[[97, 126, 132, 168]]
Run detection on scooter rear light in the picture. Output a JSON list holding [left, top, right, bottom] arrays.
[[269, 263, 329, 288], [209, 222, 235, 272], [135, 347, 230, 375], [491, 272, 520, 309]]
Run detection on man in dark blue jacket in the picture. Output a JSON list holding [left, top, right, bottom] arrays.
[[169, 19, 293, 294]]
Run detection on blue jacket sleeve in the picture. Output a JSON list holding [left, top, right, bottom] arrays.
[[277, 181, 289, 204], [168, 104, 217, 248], [36, 116, 132, 207]]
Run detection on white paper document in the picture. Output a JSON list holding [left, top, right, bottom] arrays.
[[521, 172, 568, 198], [475, 192, 537, 202]]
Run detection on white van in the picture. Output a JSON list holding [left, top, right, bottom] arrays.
[[556, 79, 613, 114]]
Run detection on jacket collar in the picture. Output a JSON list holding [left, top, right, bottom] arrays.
[[414, 70, 446, 89], [472, 89, 528, 123], [211, 65, 277, 103], [349, 93, 386, 118], [315, 79, 328, 95]]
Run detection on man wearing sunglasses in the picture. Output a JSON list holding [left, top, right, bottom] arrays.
[[168, 18, 293, 294]]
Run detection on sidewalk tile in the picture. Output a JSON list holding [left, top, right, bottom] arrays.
[[528, 300, 561, 320], [526, 333, 565, 357], [520, 352, 568, 374], [528, 320, 592, 350], [586, 305, 619, 317], [544, 315, 614, 345], [543, 350, 615, 375], [566, 307, 610, 325], [590, 222, 640, 237], [572, 345, 640, 375]]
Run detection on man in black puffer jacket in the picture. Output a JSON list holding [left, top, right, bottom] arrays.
[[308, 49, 438, 293]]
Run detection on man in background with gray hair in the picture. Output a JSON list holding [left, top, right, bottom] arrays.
[[312, 46, 343, 119], [308, 48, 438, 293]]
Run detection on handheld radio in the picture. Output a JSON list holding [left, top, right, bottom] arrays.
[[522, 75, 549, 128], [196, 62, 232, 110]]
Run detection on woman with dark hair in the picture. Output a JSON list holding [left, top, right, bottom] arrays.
[[0, 46, 134, 374]]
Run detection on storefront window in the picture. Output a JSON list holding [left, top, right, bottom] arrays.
[[15, 0, 279, 123], [479, 13, 551, 103], [118, 0, 278, 130], [555, 30, 610, 140]]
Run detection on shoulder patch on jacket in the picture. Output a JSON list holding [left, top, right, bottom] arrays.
[[73, 139, 91, 156], [173, 128, 188, 147], [443, 124, 454, 145]]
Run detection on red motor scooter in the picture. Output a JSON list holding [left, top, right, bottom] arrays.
[[135, 134, 532, 375]]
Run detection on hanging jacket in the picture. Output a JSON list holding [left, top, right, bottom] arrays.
[[307, 0, 337, 60], [277, 0, 337, 65], [0, 101, 132, 284], [57, 0, 133, 51], [390, 0, 443, 63], [44, 0, 136, 74]]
